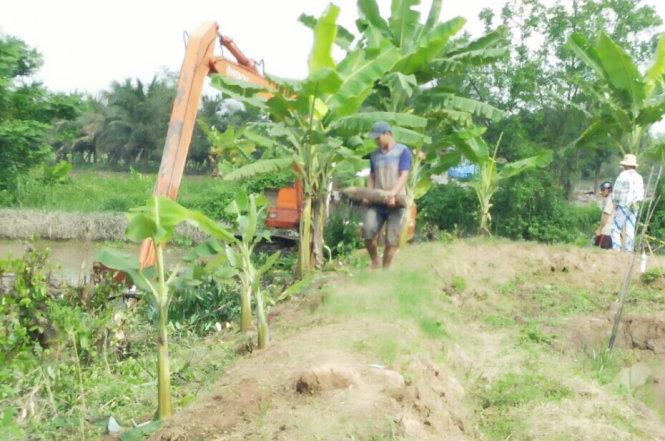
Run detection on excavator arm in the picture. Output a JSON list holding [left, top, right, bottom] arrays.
[[139, 21, 272, 268]]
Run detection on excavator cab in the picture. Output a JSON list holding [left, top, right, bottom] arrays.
[[265, 186, 300, 229]]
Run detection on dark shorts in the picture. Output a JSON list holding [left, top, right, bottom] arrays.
[[362, 205, 404, 246], [595, 234, 612, 249]]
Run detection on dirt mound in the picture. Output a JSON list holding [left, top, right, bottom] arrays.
[[151, 315, 471, 441]]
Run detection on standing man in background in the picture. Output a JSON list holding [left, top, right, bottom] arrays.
[[594, 181, 614, 249], [362, 122, 411, 269], [611, 154, 644, 252]]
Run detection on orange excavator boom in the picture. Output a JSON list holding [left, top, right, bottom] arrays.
[[139, 22, 273, 268]]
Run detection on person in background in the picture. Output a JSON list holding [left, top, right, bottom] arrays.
[[362, 121, 411, 269], [611, 154, 644, 252], [594, 181, 614, 249]]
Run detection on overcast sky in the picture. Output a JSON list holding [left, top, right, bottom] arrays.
[[1, 0, 664, 95]]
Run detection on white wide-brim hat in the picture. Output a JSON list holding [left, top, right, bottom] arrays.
[[620, 154, 638, 167]]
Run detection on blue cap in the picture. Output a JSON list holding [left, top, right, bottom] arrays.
[[369, 121, 391, 139]]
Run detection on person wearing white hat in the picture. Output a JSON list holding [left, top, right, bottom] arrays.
[[611, 154, 644, 252]]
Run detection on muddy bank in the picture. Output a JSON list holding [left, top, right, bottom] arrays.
[[0, 208, 209, 242]]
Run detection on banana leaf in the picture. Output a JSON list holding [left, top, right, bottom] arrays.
[[388, 0, 420, 50], [394, 17, 466, 74], [298, 12, 355, 51], [308, 4, 339, 73], [358, 0, 389, 35], [596, 32, 646, 111], [498, 149, 553, 180], [645, 33, 665, 95], [330, 111, 427, 135], [223, 157, 294, 181], [325, 41, 400, 117]]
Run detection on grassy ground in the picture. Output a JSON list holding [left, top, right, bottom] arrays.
[[147, 239, 665, 441], [9, 170, 222, 214], [5, 239, 665, 440]]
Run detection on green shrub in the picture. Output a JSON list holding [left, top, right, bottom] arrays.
[[169, 275, 240, 335], [324, 209, 364, 256], [416, 183, 478, 235], [491, 171, 598, 243]]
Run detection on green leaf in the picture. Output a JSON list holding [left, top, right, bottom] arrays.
[[430, 150, 462, 174], [300, 13, 355, 50], [449, 128, 489, 164], [567, 33, 607, 83], [96, 248, 153, 292], [498, 149, 553, 180], [223, 157, 294, 181], [391, 126, 431, 147], [645, 33, 665, 95], [308, 4, 340, 73], [422, 93, 506, 122], [183, 238, 224, 262], [258, 251, 280, 275], [596, 33, 646, 111], [394, 17, 466, 74], [330, 111, 427, 135], [119, 420, 161, 441], [125, 213, 157, 243], [413, 177, 431, 199], [302, 68, 344, 96], [389, 0, 420, 50], [358, 0, 389, 35], [326, 41, 400, 117]]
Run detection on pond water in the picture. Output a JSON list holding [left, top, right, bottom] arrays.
[[0, 239, 184, 285]]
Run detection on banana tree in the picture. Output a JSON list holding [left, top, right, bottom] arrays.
[[211, 4, 423, 277], [463, 132, 553, 235], [97, 196, 234, 419], [222, 193, 278, 348], [567, 31, 665, 157], [351, 0, 508, 245]]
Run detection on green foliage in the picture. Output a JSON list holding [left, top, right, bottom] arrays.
[[169, 275, 240, 335], [476, 372, 570, 440], [324, 209, 364, 256], [583, 349, 624, 385], [0, 34, 85, 196], [492, 171, 599, 242], [39, 161, 72, 185], [417, 172, 599, 243], [416, 183, 478, 236], [568, 31, 665, 156], [0, 249, 54, 363], [640, 267, 663, 285]]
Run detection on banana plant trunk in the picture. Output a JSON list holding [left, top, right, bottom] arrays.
[[296, 195, 326, 278], [156, 247, 173, 419], [157, 303, 173, 418], [254, 282, 268, 349], [240, 278, 252, 332], [297, 196, 313, 278], [311, 199, 325, 269]]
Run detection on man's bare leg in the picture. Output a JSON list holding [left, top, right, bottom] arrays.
[[365, 239, 381, 269], [383, 245, 398, 268]]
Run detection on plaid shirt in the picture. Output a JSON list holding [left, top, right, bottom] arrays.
[[612, 169, 644, 207]]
